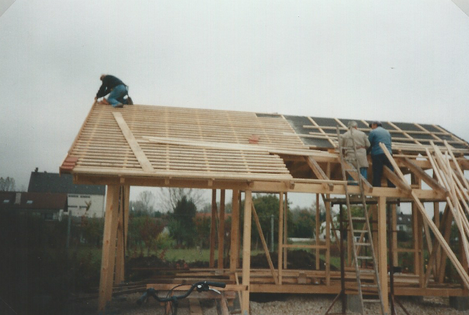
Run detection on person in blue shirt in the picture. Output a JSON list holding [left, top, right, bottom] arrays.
[[368, 121, 395, 187], [94, 74, 129, 108]]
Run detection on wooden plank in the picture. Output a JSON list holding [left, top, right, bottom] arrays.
[[98, 185, 120, 312], [112, 112, 154, 172], [241, 190, 253, 315]]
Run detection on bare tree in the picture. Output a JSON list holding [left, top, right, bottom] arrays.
[[130, 190, 155, 214], [0, 177, 16, 191], [157, 188, 206, 212]]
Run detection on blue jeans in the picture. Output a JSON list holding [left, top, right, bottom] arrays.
[[348, 168, 368, 185], [107, 84, 127, 107]]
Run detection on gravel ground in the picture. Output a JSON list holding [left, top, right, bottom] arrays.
[[70, 293, 469, 315]]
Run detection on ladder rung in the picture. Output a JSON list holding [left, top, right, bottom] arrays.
[[353, 229, 368, 233], [361, 284, 378, 288], [363, 299, 381, 303], [357, 256, 373, 260], [351, 217, 367, 221], [358, 269, 375, 274], [355, 242, 371, 246]]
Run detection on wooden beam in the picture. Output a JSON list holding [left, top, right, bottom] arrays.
[[241, 190, 253, 314], [218, 190, 226, 270], [230, 190, 240, 274], [278, 192, 284, 284], [98, 185, 120, 312], [315, 194, 320, 270], [210, 190, 217, 268], [378, 196, 389, 314], [306, 156, 333, 190], [400, 157, 448, 193], [71, 172, 448, 200], [383, 166, 411, 193], [115, 185, 130, 285], [379, 142, 408, 183]]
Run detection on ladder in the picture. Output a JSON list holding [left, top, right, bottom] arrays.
[[336, 126, 386, 315]]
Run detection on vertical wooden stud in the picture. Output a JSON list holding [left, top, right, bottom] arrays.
[[316, 194, 320, 270], [218, 189, 226, 270], [325, 197, 331, 286], [98, 185, 120, 312], [230, 189, 240, 274], [241, 190, 252, 315], [278, 192, 284, 284], [378, 196, 389, 315], [210, 189, 217, 268], [391, 204, 398, 267]]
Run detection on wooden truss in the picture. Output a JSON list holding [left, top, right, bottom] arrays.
[[60, 103, 469, 314]]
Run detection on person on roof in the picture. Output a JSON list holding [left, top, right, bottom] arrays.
[[339, 121, 370, 183], [94, 74, 129, 108], [368, 121, 395, 187]]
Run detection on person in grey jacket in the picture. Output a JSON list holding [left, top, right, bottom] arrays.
[[368, 121, 395, 187], [339, 121, 370, 182]]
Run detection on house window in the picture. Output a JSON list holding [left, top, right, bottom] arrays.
[[26, 200, 33, 204], [69, 194, 78, 198], [3, 200, 9, 203]]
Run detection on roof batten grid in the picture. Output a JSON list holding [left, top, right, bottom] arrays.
[[306, 117, 337, 148], [197, 109, 212, 176], [387, 121, 422, 149]]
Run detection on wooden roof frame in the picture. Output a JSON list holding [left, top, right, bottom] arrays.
[[60, 103, 469, 314]]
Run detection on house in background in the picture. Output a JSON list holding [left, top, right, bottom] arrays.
[[0, 191, 67, 221], [396, 213, 412, 232], [28, 169, 105, 218]]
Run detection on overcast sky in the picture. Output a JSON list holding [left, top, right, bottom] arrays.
[[1, 0, 468, 208]]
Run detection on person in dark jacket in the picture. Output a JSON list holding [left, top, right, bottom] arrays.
[[94, 74, 128, 108], [368, 121, 395, 187]]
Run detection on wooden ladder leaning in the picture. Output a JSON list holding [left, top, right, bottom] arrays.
[[336, 126, 386, 315]]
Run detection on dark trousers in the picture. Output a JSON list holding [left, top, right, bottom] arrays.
[[371, 154, 396, 187]]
